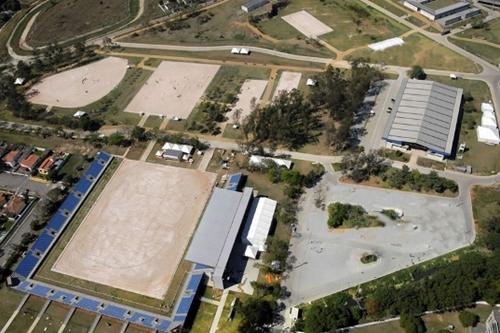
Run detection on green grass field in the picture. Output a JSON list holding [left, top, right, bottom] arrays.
[[427, 76, 500, 174], [143, 115, 163, 128], [7, 296, 45, 332], [185, 301, 217, 333], [63, 309, 96, 333], [257, 0, 409, 51], [0, 287, 25, 329], [32, 302, 70, 333], [368, 0, 407, 17], [94, 316, 122, 333], [347, 33, 481, 72], [472, 185, 500, 225], [50, 65, 149, 127], [125, 0, 333, 58], [450, 38, 500, 66], [457, 18, 500, 44]]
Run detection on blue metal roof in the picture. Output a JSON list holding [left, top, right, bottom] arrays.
[[76, 298, 101, 312], [52, 290, 75, 305], [15, 252, 39, 278], [86, 162, 103, 179], [186, 273, 203, 292], [102, 304, 128, 318], [32, 231, 54, 254], [97, 151, 112, 162], [60, 194, 81, 212], [176, 295, 195, 315], [30, 284, 51, 297], [73, 178, 93, 194], [46, 212, 68, 232]]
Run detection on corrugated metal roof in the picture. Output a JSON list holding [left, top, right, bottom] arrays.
[[383, 78, 462, 156], [185, 188, 253, 288]]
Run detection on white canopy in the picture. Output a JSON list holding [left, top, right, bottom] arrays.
[[244, 245, 259, 259], [161, 142, 193, 154], [245, 197, 277, 252], [250, 155, 292, 169], [481, 111, 498, 129], [477, 126, 500, 145], [481, 102, 494, 113], [368, 37, 404, 51]]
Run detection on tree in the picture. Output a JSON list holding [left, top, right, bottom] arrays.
[[400, 314, 426, 333], [408, 65, 427, 80], [131, 126, 148, 142], [15, 61, 33, 81], [237, 298, 276, 333], [340, 152, 386, 182], [458, 311, 479, 328]]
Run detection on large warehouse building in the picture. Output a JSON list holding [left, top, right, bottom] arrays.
[[383, 79, 463, 158], [403, 0, 481, 27]]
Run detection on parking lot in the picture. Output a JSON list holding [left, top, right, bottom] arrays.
[[284, 172, 472, 306]]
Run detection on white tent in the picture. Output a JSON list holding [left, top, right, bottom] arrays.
[[477, 126, 500, 145], [368, 37, 404, 51], [481, 111, 498, 129], [249, 155, 292, 169], [161, 142, 193, 154], [231, 48, 241, 54], [244, 245, 259, 259], [481, 102, 495, 113], [245, 198, 277, 252]]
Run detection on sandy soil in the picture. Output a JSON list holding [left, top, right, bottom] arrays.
[[272, 71, 302, 99], [52, 160, 216, 299], [282, 10, 333, 38], [227, 79, 268, 122], [125, 61, 220, 118], [27, 57, 128, 108]]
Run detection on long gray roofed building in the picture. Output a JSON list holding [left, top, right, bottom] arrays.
[[383, 79, 463, 157], [185, 187, 253, 289]]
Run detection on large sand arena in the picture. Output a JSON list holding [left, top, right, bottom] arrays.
[[52, 160, 216, 299], [125, 61, 220, 118], [272, 71, 302, 99], [27, 57, 128, 108], [228, 79, 268, 121], [282, 10, 333, 38]]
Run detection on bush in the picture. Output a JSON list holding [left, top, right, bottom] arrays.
[[459, 310, 479, 327], [400, 314, 426, 333]]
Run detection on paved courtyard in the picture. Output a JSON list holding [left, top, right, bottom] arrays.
[[284, 172, 473, 306]]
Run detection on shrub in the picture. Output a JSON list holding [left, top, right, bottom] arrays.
[[459, 310, 479, 327]]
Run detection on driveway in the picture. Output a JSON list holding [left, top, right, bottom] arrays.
[[284, 172, 472, 306]]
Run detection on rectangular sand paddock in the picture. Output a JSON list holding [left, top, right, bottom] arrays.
[[52, 159, 216, 299], [272, 71, 302, 100], [282, 10, 333, 38], [228, 79, 268, 121], [124, 61, 220, 118]]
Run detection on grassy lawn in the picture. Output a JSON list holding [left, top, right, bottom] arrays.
[[349, 320, 404, 333], [124, 0, 333, 58], [94, 316, 122, 333], [125, 142, 147, 160], [115, 47, 328, 69], [205, 65, 270, 103], [222, 125, 244, 140], [347, 33, 481, 73], [369, 0, 407, 16], [26, 0, 137, 48], [427, 75, 500, 174], [63, 309, 96, 333], [0, 287, 25, 329], [143, 115, 163, 129], [257, 0, 409, 51], [32, 302, 70, 333], [216, 292, 250, 333], [416, 157, 446, 171], [50, 66, 150, 127], [457, 18, 500, 44], [8, 296, 46, 333], [405, 15, 426, 27], [185, 301, 217, 333], [472, 185, 500, 226], [450, 38, 500, 66]]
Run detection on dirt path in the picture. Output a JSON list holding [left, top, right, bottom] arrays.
[[260, 67, 279, 105], [233, 21, 280, 44]]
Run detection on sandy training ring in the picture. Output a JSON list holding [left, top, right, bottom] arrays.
[[27, 57, 128, 108]]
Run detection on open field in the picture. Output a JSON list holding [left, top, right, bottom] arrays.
[[204, 65, 270, 104], [32, 302, 70, 333], [28, 57, 128, 108], [63, 309, 96, 333], [457, 18, 500, 44], [272, 71, 302, 99], [50, 65, 150, 127], [347, 33, 481, 73], [0, 287, 25, 328], [121, 0, 333, 58], [185, 301, 217, 333], [369, 0, 407, 17], [52, 159, 216, 299], [450, 38, 500, 66], [8, 296, 46, 333], [228, 79, 268, 120], [125, 61, 220, 118], [257, 0, 409, 51], [26, 0, 134, 47], [426, 76, 500, 174], [282, 10, 333, 38]]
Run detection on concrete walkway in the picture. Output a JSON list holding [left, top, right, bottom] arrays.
[[88, 314, 101, 333], [198, 148, 215, 172], [139, 139, 156, 161], [200, 297, 220, 306], [26, 299, 51, 333], [0, 293, 29, 333], [209, 289, 229, 333]]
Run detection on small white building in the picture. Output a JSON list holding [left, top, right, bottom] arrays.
[[477, 126, 500, 145], [306, 78, 318, 86], [73, 111, 87, 118], [481, 102, 495, 113], [231, 48, 241, 54], [239, 48, 250, 55], [14, 77, 25, 85], [249, 155, 292, 169], [156, 142, 194, 161], [242, 197, 278, 259]]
